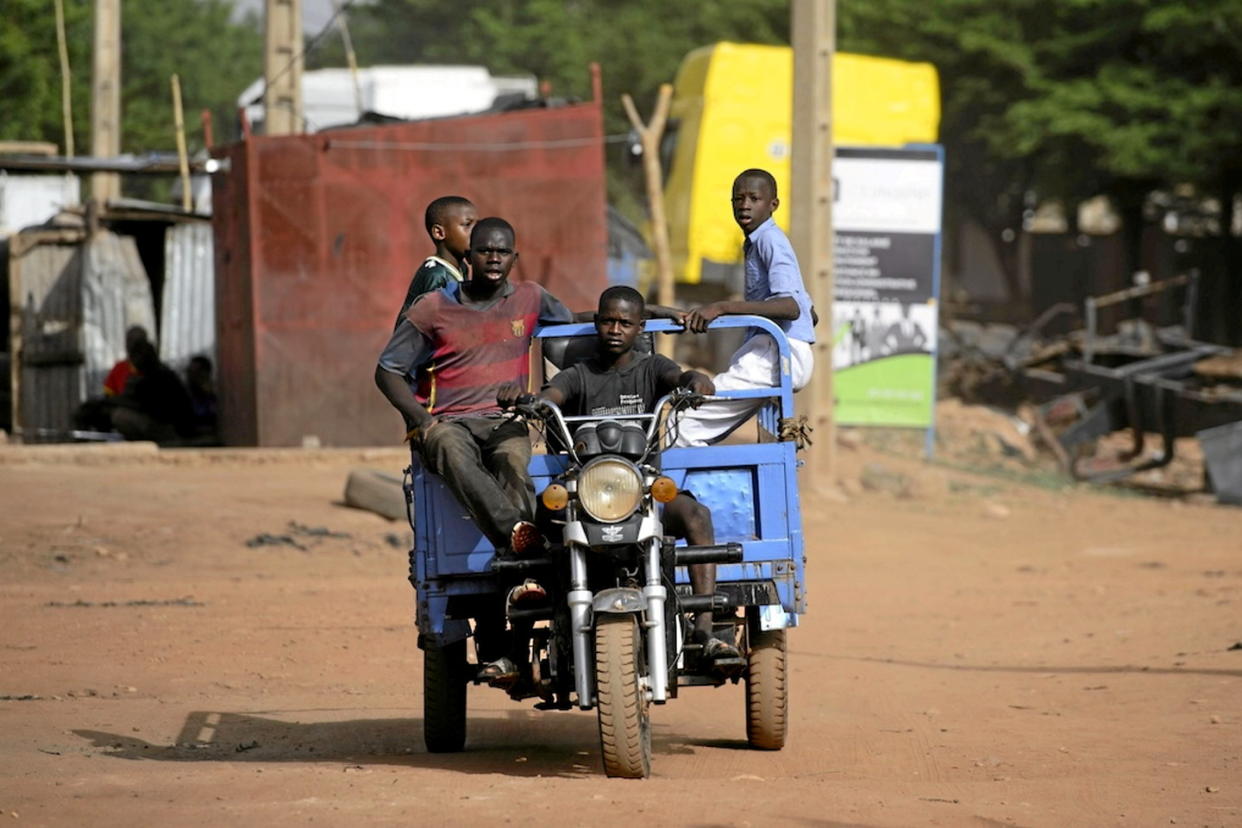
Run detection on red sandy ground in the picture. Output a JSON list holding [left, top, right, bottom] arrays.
[[0, 439, 1239, 827]]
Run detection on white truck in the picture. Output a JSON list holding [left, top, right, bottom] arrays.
[[237, 65, 538, 133]]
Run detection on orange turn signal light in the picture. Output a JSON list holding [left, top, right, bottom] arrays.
[[541, 483, 569, 511], [650, 476, 678, 503]]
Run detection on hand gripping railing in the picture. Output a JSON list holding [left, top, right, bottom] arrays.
[[535, 315, 798, 425]]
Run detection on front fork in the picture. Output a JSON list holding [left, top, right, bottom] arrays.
[[642, 537, 670, 703], [567, 544, 594, 710], [567, 535, 670, 709]]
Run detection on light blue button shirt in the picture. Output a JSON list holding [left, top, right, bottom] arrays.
[[743, 218, 816, 344]]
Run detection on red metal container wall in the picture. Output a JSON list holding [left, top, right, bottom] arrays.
[[212, 102, 609, 446]]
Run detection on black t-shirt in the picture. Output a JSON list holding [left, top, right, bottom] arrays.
[[545, 352, 683, 417]]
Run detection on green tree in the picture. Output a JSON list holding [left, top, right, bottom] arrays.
[[0, 0, 92, 152], [0, 0, 261, 156], [119, 0, 262, 154], [842, 0, 1242, 310]]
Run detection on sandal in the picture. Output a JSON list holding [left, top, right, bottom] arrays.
[[702, 637, 741, 661], [507, 579, 547, 606], [477, 656, 520, 687]]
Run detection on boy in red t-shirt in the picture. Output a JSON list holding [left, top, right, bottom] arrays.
[[102, 325, 150, 396]]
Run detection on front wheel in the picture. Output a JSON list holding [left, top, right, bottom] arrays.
[[423, 639, 468, 753], [594, 614, 651, 778], [745, 628, 787, 750]]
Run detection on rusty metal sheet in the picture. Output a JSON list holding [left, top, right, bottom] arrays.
[[212, 101, 609, 446]]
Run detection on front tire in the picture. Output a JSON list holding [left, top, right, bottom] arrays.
[[423, 639, 468, 753], [745, 628, 787, 750], [594, 614, 651, 778]]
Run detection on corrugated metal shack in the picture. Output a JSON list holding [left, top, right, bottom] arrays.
[[8, 222, 154, 438], [5, 195, 215, 440], [211, 99, 609, 447]]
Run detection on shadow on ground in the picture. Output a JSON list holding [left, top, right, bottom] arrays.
[[72, 708, 733, 778]]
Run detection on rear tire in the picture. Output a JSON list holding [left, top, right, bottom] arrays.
[[745, 628, 787, 750], [594, 614, 651, 778], [423, 639, 468, 753]]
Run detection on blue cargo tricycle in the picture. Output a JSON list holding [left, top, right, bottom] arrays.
[[405, 316, 807, 777]]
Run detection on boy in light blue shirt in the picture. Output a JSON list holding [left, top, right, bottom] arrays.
[[674, 168, 816, 446]]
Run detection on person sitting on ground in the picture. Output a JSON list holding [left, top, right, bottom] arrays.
[[185, 354, 219, 440], [110, 340, 195, 444], [672, 168, 816, 446], [394, 195, 478, 328], [499, 285, 744, 667], [75, 325, 152, 434], [103, 325, 150, 397]]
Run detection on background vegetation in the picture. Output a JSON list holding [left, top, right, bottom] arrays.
[[4, 1, 1239, 317]]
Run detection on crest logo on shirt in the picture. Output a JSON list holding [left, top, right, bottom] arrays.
[[511, 319, 526, 337]]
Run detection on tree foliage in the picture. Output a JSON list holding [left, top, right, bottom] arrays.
[[0, 0, 261, 156], [842, 0, 1242, 214]]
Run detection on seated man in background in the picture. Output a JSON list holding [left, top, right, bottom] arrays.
[[110, 340, 195, 444], [75, 325, 151, 434]]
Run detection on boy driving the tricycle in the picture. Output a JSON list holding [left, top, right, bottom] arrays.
[[499, 286, 744, 672]]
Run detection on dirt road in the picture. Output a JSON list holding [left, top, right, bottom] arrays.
[[1, 441, 1239, 826]]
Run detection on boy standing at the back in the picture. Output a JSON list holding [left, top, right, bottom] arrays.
[[394, 195, 478, 327], [673, 168, 816, 446]]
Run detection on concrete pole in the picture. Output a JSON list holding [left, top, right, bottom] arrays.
[[264, 0, 303, 135], [90, 0, 121, 201], [790, 0, 836, 480]]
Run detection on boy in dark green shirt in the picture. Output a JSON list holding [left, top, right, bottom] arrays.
[[394, 195, 478, 328]]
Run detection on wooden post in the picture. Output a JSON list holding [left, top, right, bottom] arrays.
[[621, 84, 675, 357], [200, 109, 215, 149], [263, 0, 303, 135], [171, 74, 191, 212], [790, 0, 836, 480], [90, 0, 122, 201], [54, 0, 75, 158], [333, 0, 364, 119]]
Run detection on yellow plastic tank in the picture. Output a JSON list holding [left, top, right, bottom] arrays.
[[664, 42, 940, 285]]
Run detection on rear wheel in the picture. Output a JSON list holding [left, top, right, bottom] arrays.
[[745, 628, 787, 750], [594, 614, 651, 778], [423, 639, 468, 753]]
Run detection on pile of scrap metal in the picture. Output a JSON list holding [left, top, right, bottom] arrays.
[[943, 273, 1242, 503]]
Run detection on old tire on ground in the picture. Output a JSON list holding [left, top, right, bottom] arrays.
[[594, 614, 651, 778], [423, 638, 468, 753], [745, 628, 787, 750]]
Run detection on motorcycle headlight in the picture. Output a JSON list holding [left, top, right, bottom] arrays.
[[577, 458, 643, 523]]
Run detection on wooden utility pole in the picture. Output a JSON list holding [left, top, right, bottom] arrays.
[[90, 0, 121, 201], [790, 0, 836, 479], [171, 75, 191, 212], [54, 0, 75, 158], [263, 0, 303, 135], [621, 84, 676, 357]]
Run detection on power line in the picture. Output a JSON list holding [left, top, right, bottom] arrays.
[[325, 134, 630, 153], [250, 0, 358, 108]]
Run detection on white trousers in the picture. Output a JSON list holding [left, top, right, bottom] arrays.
[[672, 335, 813, 447]]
